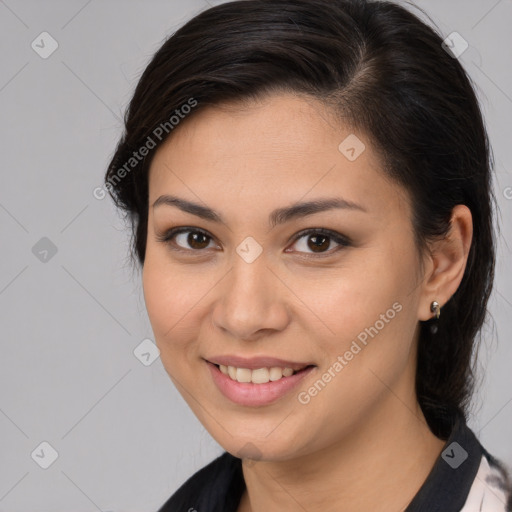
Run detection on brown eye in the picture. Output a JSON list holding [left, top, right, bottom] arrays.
[[156, 228, 216, 252], [306, 234, 330, 252], [183, 231, 211, 250], [289, 228, 351, 256]]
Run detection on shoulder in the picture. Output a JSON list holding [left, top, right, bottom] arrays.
[[156, 451, 245, 512], [460, 449, 512, 512], [406, 412, 511, 512]]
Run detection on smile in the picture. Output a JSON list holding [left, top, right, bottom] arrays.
[[217, 364, 306, 383], [206, 360, 316, 407]]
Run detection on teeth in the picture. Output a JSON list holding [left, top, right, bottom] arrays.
[[218, 364, 300, 384], [227, 365, 236, 379], [236, 368, 252, 383], [269, 367, 283, 381], [282, 367, 294, 377]]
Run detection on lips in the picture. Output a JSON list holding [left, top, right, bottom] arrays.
[[205, 354, 315, 372], [206, 360, 317, 406]]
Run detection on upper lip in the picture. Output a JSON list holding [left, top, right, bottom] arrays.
[[205, 355, 315, 371]]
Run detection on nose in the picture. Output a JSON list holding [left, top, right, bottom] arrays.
[[211, 251, 291, 341]]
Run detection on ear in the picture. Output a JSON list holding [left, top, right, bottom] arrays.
[[417, 204, 473, 321]]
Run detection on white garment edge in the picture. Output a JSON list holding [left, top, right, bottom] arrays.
[[459, 454, 509, 511]]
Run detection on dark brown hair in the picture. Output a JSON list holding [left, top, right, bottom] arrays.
[[105, 0, 497, 439]]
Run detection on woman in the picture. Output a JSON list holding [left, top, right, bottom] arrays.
[[104, 0, 512, 510]]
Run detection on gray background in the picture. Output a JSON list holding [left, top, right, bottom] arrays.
[[0, 0, 511, 510]]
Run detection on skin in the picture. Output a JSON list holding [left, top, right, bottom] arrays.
[[142, 91, 473, 512]]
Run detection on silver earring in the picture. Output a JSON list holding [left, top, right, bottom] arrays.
[[430, 300, 441, 320], [429, 301, 441, 334]]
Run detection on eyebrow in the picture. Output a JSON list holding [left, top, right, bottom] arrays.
[[152, 194, 367, 229]]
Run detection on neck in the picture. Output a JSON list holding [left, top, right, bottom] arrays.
[[238, 392, 446, 512]]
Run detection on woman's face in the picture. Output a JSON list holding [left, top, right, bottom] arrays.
[[143, 92, 428, 461]]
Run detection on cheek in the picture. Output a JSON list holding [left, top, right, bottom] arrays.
[[312, 263, 406, 337], [295, 259, 418, 439], [141, 255, 206, 363], [311, 241, 419, 372]]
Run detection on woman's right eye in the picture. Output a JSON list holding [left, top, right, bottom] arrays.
[[156, 227, 217, 252]]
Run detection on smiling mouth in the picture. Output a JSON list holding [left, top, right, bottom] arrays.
[[206, 360, 317, 406], [211, 363, 316, 384]]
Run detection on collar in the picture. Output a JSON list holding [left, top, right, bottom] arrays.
[[404, 412, 483, 511]]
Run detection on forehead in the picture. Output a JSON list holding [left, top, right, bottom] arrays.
[[147, 92, 410, 218], [154, 93, 349, 163]]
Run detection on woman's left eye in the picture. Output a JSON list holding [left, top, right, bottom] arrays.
[[156, 227, 351, 256], [288, 228, 351, 256]]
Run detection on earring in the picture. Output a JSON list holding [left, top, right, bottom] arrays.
[[430, 300, 441, 319], [429, 301, 441, 334]]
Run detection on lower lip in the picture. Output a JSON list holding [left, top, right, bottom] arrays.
[[206, 361, 316, 407]]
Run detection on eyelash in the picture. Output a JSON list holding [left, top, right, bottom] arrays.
[[155, 226, 352, 258]]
